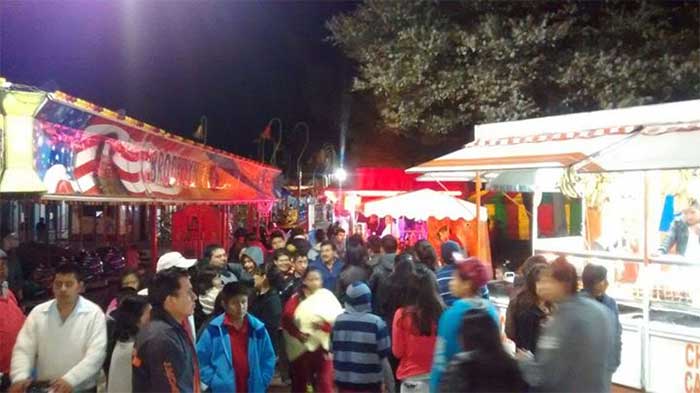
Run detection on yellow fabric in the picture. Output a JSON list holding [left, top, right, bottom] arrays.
[[515, 193, 530, 240], [565, 204, 571, 234]]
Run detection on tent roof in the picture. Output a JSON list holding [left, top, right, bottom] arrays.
[[363, 188, 488, 221]]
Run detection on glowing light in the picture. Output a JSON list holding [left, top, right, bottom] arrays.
[[334, 168, 348, 183], [168, 176, 177, 186]]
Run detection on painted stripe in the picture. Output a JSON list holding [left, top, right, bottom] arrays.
[[74, 146, 99, 167], [73, 161, 99, 179], [121, 180, 147, 194], [112, 153, 142, 174]]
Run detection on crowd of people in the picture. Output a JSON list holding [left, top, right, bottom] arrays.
[[0, 225, 623, 393]]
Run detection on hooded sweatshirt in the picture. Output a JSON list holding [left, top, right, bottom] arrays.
[[369, 253, 396, 318], [331, 282, 391, 391]]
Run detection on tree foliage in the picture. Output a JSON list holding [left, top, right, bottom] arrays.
[[327, 0, 700, 136]]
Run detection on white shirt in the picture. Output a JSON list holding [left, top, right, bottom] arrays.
[[11, 296, 107, 391], [685, 229, 700, 259], [107, 340, 134, 393]]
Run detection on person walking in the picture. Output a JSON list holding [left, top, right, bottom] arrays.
[[369, 235, 398, 317], [430, 258, 498, 391], [0, 250, 25, 392], [197, 282, 276, 393], [281, 269, 340, 393], [507, 262, 551, 353], [10, 263, 106, 393], [132, 268, 200, 393], [392, 269, 443, 393], [331, 282, 391, 393], [439, 309, 527, 393], [106, 295, 151, 393], [517, 257, 615, 392], [581, 263, 622, 379], [505, 255, 548, 342], [436, 241, 489, 306], [249, 264, 283, 356], [337, 244, 372, 302], [309, 241, 344, 295]]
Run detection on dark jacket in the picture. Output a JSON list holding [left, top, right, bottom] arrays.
[[659, 217, 696, 256], [133, 308, 199, 393], [249, 289, 282, 354], [512, 304, 547, 353], [582, 290, 622, 373], [439, 351, 527, 393], [337, 264, 372, 303], [369, 253, 396, 318]]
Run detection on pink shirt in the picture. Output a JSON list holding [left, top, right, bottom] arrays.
[[392, 307, 438, 380]]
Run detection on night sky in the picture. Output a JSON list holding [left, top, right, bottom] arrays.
[[0, 1, 357, 163]]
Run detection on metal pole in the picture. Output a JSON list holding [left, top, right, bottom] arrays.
[[475, 172, 482, 259], [150, 205, 158, 270], [295, 123, 310, 208]]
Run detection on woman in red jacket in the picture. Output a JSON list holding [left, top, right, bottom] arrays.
[[392, 269, 444, 393], [281, 268, 334, 393]]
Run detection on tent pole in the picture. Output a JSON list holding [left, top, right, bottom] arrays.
[[475, 172, 482, 259], [532, 192, 540, 256]]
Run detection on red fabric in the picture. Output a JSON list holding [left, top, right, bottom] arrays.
[[281, 294, 305, 341], [346, 167, 466, 193], [505, 201, 520, 239], [538, 204, 555, 237], [0, 290, 25, 374], [289, 349, 334, 393], [225, 315, 250, 393], [391, 307, 437, 380]]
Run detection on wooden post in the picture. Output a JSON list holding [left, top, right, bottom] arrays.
[[475, 172, 482, 259]]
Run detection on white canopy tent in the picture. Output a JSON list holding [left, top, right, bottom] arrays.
[[363, 188, 488, 222]]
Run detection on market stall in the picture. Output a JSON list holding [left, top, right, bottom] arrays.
[[408, 99, 700, 392], [0, 82, 279, 304]]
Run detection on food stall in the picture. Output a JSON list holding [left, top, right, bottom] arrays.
[[407, 99, 700, 392], [0, 81, 279, 289]]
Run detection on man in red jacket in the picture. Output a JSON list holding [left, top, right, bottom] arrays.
[[0, 250, 25, 391]]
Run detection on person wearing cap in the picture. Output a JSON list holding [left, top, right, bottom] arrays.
[[133, 268, 200, 393], [0, 249, 25, 391], [435, 241, 489, 307], [658, 199, 700, 258], [429, 258, 499, 392], [331, 281, 392, 393]]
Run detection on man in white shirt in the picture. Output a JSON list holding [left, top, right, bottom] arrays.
[[10, 263, 106, 393]]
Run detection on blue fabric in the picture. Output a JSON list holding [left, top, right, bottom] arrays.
[[331, 303, 390, 389], [436, 264, 490, 307], [196, 313, 276, 393], [430, 298, 499, 392], [659, 195, 677, 232], [309, 258, 345, 293]]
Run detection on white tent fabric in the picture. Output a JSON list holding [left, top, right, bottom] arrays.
[[486, 168, 563, 193], [363, 188, 488, 221]]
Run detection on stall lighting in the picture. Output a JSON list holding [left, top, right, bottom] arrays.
[[334, 168, 348, 183]]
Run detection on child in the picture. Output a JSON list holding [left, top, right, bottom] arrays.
[[197, 282, 276, 393], [249, 264, 283, 355], [331, 281, 391, 393]]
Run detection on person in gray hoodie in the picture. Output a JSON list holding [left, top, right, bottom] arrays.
[[517, 257, 614, 393], [369, 235, 398, 319]]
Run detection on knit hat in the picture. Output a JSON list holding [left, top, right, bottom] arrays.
[[455, 257, 491, 289], [345, 281, 372, 313], [441, 241, 464, 264], [241, 246, 264, 266]]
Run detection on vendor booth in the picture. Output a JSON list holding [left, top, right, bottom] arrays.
[[0, 81, 279, 305], [363, 188, 491, 266], [408, 99, 700, 392]]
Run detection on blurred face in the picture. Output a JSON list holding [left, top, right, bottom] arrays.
[[209, 248, 227, 269], [335, 231, 346, 244], [271, 236, 286, 250], [320, 245, 335, 263], [253, 273, 265, 290], [592, 279, 609, 297], [53, 273, 83, 305], [294, 255, 308, 276], [304, 271, 323, 293], [165, 277, 196, 321], [121, 273, 140, 290], [223, 294, 248, 322], [2, 237, 18, 251], [449, 273, 473, 299], [683, 207, 700, 226], [537, 270, 568, 303], [0, 258, 7, 282], [275, 254, 292, 273], [242, 256, 256, 274], [138, 305, 152, 328]]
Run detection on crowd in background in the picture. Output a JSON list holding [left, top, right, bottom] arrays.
[[0, 224, 622, 393]]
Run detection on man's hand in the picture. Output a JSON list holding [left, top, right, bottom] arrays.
[[8, 380, 31, 393], [50, 378, 73, 393]]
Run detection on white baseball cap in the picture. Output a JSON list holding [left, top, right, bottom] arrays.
[[156, 251, 197, 272]]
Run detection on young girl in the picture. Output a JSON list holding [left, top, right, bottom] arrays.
[[510, 263, 551, 353], [393, 269, 444, 393], [281, 268, 340, 393], [106, 269, 141, 315], [107, 295, 151, 393]]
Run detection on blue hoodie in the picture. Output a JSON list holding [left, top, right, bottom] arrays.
[[196, 313, 276, 393]]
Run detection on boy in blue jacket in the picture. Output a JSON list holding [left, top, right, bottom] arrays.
[[196, 282, 275, 393]]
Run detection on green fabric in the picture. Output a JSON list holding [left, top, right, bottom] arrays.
[[569, 198, 583, 235], [493, 193, 507, 231]]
